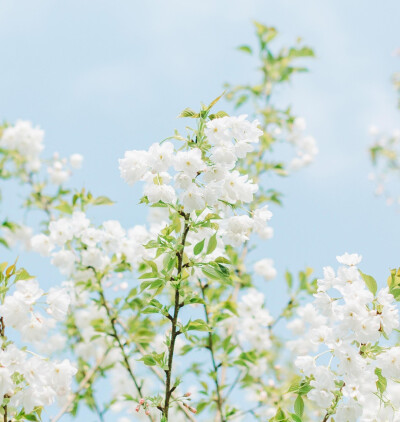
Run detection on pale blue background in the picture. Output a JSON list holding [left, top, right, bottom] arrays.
[[1, 1, 400, 420]]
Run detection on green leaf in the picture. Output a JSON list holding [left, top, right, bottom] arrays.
[[14, 269, 33, 282], [375, 368, 387, 394], [206, 233, 217, 255], [294, 395, 304, 417], [290, 414, 302, 422], [92, 196, 114, 206], [237, 45, 252, 54], [54, 202, 73, 214], [185, 319, 210, 332], [201, 263, 230, 283], [178, 108, 199, 118], [285, 270, 293, 289], [207, 92, 225, 111], [194, 239, 205, 255], [138, 355, 157, 366], [208, 111, 229, 120], [359, 270, 377, 295]]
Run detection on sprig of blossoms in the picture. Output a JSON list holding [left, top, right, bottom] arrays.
[[287, 254, 400, 421], [0, 263, 76, 420], [0, 120, 84, 250], [225, 22, 318, 179], [119, 114, 263, 214], [369, 125, 400, 208]]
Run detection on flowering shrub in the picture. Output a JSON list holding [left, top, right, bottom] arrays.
[[0, 20, 397, 422]]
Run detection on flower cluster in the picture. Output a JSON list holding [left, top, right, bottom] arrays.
[[0, 120, 44, 171], [287, 117, 318, 171], [0, 265, 76, 419], [254, 258, 277, 281], [119, 114, 273, 247], [235, 289, 273, 350], [119, 115, 261, 210], [288, 254, 400, 421], [0, 120, 83, 181], [30, 210, 163, 276]]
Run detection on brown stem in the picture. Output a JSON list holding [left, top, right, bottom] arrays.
[[163, 214, 190, 420], [199, 281, 225, 421]]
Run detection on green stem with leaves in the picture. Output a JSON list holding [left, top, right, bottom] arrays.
[[163, 213, 190, 420]]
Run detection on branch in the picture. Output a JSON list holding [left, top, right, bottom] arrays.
[[199, 281, 225, 422], [163, 214, 190, 420], [97, 284, 155, 422]]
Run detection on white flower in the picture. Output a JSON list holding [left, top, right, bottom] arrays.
[[71, 211, 90, 236], [48, 161, 69, 185], [147, 142, 174, 172], [377, 347, 400, 379], [80, 227, 104, 247], [46, 287, 71, 321], [335, 401, 362, 422], [174, 149, 205, 178], [294, 355, 315, 376], [81, 247, 108, 270], [14, 280, 43, 305], [0, 367, 13, 397], [223, 171, 258, 204], [293, 117, 307, 132], [0, 296, 29, 329], [222, 215, 253, 247], [252, 205, 273, 239], [20, 313, 51, 342], [119, 149, 149, 185], [69, 153, 83, 169], [49, 218, 74, 246], [51, 249, 76, 276], [31, 234, 54, 256], [336, 253, 362, 266], [49, 359, 77, 395], [181, 184, 205, 212], [210, 146, 237, 168], [144, 180, 176, 204], [254, 258, 277, 281], [2, 224, 33, 250], [0, 120, 44, 171]]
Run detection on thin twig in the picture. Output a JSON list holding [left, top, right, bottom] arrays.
[[199, 281, 225, 421], [97, 285, 155, 422]]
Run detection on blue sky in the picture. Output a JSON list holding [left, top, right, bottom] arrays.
[[1, 1, 400, 418], [2, 0, 400, 311]]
